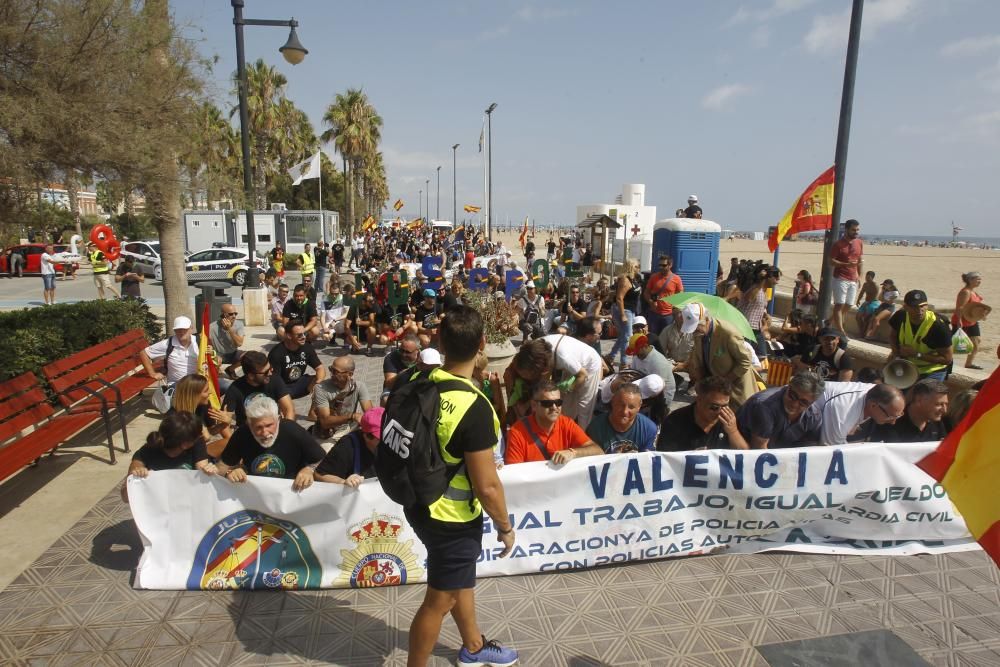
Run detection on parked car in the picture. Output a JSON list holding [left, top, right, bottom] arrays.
[[119, 240, 164, 281], [0, 243, 80, 276], [184, 247, 267, 286]]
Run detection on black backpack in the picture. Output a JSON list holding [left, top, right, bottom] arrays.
[[376, 374, 474, 508]]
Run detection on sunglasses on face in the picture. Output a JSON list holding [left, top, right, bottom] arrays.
[[536, 399, 563, 408]]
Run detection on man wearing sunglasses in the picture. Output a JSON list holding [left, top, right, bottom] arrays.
[[815, 380, 906, 445], [222, 351, 295, 427], [267, 320, 326, 399], [735, 372, 825, 449], [209, 305, 245, 379], [656, 376, 750, 452], [505, 381, 603, 464]]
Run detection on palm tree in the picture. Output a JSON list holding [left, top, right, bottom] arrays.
[[321, 89, 383, 233]]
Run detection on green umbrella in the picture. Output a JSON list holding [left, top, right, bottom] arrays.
[[662, 292, 757, 340]]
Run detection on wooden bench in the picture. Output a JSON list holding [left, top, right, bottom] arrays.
[[41, 328, 156, 455], [0, 372, 116, 479]]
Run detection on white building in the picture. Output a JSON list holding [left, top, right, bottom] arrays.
[[576, 184, 658, 271], [182, 209, 339, 254]]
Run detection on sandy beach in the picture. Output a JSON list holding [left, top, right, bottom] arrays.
[[492, 229, 1000, 373]]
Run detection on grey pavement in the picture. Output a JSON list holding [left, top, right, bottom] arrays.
[[1, 270, 999, 665]]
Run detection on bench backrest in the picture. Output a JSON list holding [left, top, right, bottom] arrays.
[[42, 329, 150, 408], [0, 372, 56, 444]]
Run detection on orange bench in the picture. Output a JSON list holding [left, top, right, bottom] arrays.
[[0, 372, 116, 480], [41, 328, 156, 456]]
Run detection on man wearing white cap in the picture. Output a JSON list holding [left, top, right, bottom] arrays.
[[681, 302, 758, 408], [684, 195, 703, 219], [139, 315, 200, 384]]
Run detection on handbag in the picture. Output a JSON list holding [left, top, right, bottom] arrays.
[[952, 328, 973, 355], [152, 381, 175, 414]]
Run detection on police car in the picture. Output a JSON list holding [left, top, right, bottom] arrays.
[[119, 240, 165, 280], [184, 246, 267, 285]]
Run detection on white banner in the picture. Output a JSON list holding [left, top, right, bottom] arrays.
[[130, 443, 977, 590]]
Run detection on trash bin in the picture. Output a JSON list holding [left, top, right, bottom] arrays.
[[195, 281, 233, 333]]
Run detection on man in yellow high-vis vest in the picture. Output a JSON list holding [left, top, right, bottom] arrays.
[[87, 241, 118, 300], [404, 306, 519, 667], [888, 289, 953, 382]]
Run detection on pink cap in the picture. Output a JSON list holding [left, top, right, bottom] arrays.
[[360, 407, 385, 439]]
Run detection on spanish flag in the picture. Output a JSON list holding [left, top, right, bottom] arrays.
[[454, 224, 465, 244], [198, 303, 221, 409], [393, 199, 404, 211], [917, 369, 1000, 567], [407, 218, 423, 230], [767, 166, 836, 252], [464, 204, 481, 213], [518, 216, 529, 247], [361, 215, 377, 232]]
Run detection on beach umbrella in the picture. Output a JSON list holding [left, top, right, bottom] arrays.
[[662, 292, 756, 340]]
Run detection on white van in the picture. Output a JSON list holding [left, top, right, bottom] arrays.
[[430, 220, 454, 232]]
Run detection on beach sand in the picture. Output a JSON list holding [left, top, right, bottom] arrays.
[[492, 229, 1000, 373]]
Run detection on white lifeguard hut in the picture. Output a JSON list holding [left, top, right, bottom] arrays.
[[576, 184, 658, 271]]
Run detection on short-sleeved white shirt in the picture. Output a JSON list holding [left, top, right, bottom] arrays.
[[815, 381, 873, 445], [542, 334, 602, 379], [144, 335, 199, 384], [40, 252, 57, 276]]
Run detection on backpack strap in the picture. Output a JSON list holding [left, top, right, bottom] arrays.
[[521, 417, 552, 461], [353, 433, 362, 476]]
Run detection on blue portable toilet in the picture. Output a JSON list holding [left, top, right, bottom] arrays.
[[651, 218, 721, 294]]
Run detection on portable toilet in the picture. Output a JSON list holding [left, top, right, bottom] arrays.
[[651, 218, 721, 294]]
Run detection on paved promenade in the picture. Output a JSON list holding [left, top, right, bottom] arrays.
[[1, 309, 999, 665]]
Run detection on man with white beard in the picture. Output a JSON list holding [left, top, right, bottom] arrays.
[[217, 395, 325, 491]]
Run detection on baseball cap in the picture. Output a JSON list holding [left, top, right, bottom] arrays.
[[172, 315, 192, 330], [680, 303, 706, 334], [524, 281, 535, 288], [635, 374, 665, 400], [625, 334, 649, 356], [633, 315, 648, 328], [419, 348, 442, 366], [903, 289, 928, 307], [422, 288, 437, 298], [688, 194, 698, 203], [817, 327, 842, 339], [360, 407, 385, 439]]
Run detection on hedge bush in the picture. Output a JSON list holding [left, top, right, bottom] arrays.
[[0, 299, 162, 381]]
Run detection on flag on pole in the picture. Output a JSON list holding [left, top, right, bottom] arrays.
[[454, 224, 466, 244], [361, 215, 377, 232], [478, 120, 485, 153], [393, 199, 404, 211], [407, 218, 423, 230], [288, 151, 321, 186], [917, 369, 1000, 567], [464, 205, 481, 213], [198, 303, 221, 409], [767, 166, 836, 252], [518, 216, 529, 247]]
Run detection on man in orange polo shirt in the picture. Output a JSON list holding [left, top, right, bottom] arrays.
[[643, 254, 684, 336], [505, 381, 604, 464]]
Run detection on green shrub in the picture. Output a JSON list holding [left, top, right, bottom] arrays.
[[0, 299, 161, 381]]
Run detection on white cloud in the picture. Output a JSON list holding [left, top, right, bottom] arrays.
[[941, 35, 1000, 58], [803, 0, 919, 54], [701, 84, 752, 111], [727, 0, 817, 26]]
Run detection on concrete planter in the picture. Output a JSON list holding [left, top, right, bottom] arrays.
[[484, 339, 516, 375]]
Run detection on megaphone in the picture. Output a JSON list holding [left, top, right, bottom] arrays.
[[882, 359, 919, 389]]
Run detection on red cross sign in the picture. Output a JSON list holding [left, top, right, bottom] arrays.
[[631, 224, 641, 238]]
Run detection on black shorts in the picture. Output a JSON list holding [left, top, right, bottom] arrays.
[[405, 510, 483, 591], [962, 323, 981, 338]]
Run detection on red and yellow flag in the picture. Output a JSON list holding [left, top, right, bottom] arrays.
[[361, 215, 377, 232], [393, 199, 404, 211], [197, 303, 221, 409], [768, 166, 836, 252], [917, 369, 1000, 567], [463, 204, 481, 213], [518, 216, 529, 247], [407, 218, 423, 230]]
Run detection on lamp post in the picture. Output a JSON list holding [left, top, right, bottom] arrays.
[[485, 102, 497, 241], [419, 189, 423, 221], [452, 144, 459, 228], [436, 166, 441, 220], [425, 178, 430, 221], [232, 0, 307, 288]]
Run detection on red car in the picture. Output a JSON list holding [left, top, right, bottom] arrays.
[[1, 243, 81, 276]]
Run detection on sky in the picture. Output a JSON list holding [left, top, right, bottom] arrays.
[[171, 0, 1000, 237]]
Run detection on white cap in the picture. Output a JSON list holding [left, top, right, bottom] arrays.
[[633, 315, 648, 327], [524, 281, 535, 288], [688, 194, 698, 203], [419, 348, 442, 366], [680, 303, 706, 334], [635, 374, 665, 400], [172, 315, 192, 330]]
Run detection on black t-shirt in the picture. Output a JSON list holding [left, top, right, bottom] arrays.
[[525, 241, 535, 254], [800, 346, 854, 380], [116, 262, 141, 297], [684, 204, 703, 218], [414, 303, 441, 329], [383, 348, 414, 375], [655, 404, 733, 452], [547, 241, 557, 254], [561, 298, 586, 318], [222, 376, 290, 425], [888, 310, 952, 351], [347, 303, 376, 326], [132, 439, 208, 470], [282, 298, 317, 324], [871, 413, 950, 444], [221, 420, 325, 479], [267, 342, 321, 385], [315, 431, 376, 479], [332, 243, 345, 262], [314, 247, 329, 267], [167, 404, 213, 429]]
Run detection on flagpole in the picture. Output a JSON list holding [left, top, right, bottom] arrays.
[[817, 0, 864, 325], [317, 151, 324, 240]]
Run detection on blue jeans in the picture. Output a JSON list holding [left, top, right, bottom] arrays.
[[919, 370, 948, 382], [315, 267, 328, 293], [609, 306, 634, 365], [646, 311, 674, 337]]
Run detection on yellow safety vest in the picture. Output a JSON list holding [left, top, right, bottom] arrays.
[[899, 309, 948, 376], [299, 252, 314, 275], [89, 250, 109, 274], [426, 368, 501, 523]]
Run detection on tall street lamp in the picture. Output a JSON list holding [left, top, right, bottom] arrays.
[[419, 189, 423, 221], [485, 102, 497, 241], [452, 144, 459, 227], [436, 166, 441, 220], [232, 0, 307, 289], [425, 178, 430, 221]]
